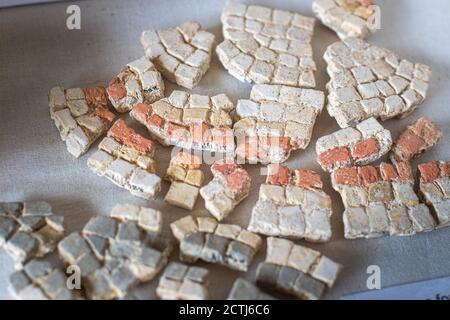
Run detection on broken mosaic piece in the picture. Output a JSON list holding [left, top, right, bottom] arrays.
[[164, 150, 204, 211], [248, 164, 333, 242], [234, 84, 325, 163], [57, 203, 171, 300], [49, 86, 115, 157], [200, 158, 251, 221], [390, 117, 442, 163], [87, 119, 161, 199], [418, 161, 450, 228], [316, 117, 392, 172], [156, 262, 208, 300], [170, 215, 262, 271], [217, 2, 317, 87], [256, 237, 341, 300], [313, 0, 376, 40], [0, 201, 65, 268], [130, 91, 235, 153], [324, 38, 432, 128], [107, 56, 165, 113], [331, 162, 440, 239], [8, 259, 76, 300], [227, 278, 276, 300], [141, 21, 215, 89]]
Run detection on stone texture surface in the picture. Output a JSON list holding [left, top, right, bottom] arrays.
[[130, 91, 235, 153], [316, 117, 392, 171], [0, 201, 64, 268], [170, 215, 261, 271], [227, 278, 276, 300], [107, 56, 165, 113], [255, 237, 341, 299], [57, 203, 171, 300], [49, 86, 115, 157], [8, 259, 76, 300], [156, 262, 208, 300], [200, 158, 251, 221], [164, 150, 204, 210], [141, 21, 215, 89], [234, 84, 325, 163], [313, 0, 376, 39], [217, 2, 317, 87], [332, 162, 444, 239], [88, 119, 161, 199], [391, 117, 442, 163], [325, 38, 432, 128], [418, 161, 450, 228], [248, 164, 333, 242]]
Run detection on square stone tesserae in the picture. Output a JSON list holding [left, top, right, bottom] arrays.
[[49, 85, 115, 157], [170, 215, 262, 272], [57, 203, 172, 300], [164, 150, 205, 211], [141, 21, 215, 89], [1, 201, 65, 269], [88, 119, 162, 199], [131, 90, 235, 153], [325, 37, 431, 128], [200, 157, 251, 221], [248, 164, 333, 242], [256, 237, 341, 300], [234, 84, 325, 164], [217, 2, 318, 88]]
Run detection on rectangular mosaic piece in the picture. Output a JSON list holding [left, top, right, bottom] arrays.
[[390, 117, 442, 163], [156, 262, 208, 300], [331, 162, 440, 239], [217, 2, 317, 87], [0, 201, 64, 268], [248, 164, 333, 242], [199, 158, 251, 221], [88, 119, 161, 199], [227, 278, 276, 300], [256, 237, 341, 300], [170, 215, 262, 272], [234, 84, 325, 163], [325, 38, 431, 128], [49, 86, 115, 157], [107, 56, 165, 113], [131, 91, 235, 153], [141, 21, 215, 89], [164, 150, 204, 211], [58, 203, 171, 300], [418, 161, 450, 227], [313, 0, 376, 39], [9, 259, 76, 300], [316, 117, 392, 172]]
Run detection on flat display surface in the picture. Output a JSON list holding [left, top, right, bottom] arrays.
[[0, 0, 449, 299]]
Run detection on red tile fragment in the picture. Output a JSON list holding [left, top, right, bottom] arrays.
[[352, 138, 379, 159], [333, 167, 359, 186], [294, 170, 323, 189], [108, 119, 154, 155], [358, 166, 380, 186], [418, 162, 440, 183]]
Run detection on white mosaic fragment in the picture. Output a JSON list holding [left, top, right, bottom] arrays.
[[200, 158, 251, 221], [88, 120, 161, 199], [248, 165, 333, 242], [141, 21, 215, 89], [218, 2, 317, 88], [49, 86, 115, 157], [324, 38, 431, 128]]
